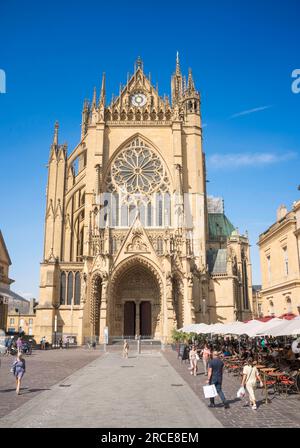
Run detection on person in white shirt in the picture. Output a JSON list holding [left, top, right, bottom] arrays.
[[241, 357, 263, 410]]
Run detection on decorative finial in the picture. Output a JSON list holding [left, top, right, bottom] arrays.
[[53, 121, 59, 146], [176, 51, 181, 75], [135, 56, 143, 73], [187, 68, 195, 92], [99, 72, 106, 106]]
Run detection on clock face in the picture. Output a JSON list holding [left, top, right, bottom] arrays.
[[131, 93, 147, 107]]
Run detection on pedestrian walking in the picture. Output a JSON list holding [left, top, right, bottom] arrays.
[[123, 339, 129, 358], [16, 336, 23, 354], [5, 336, 13, 355], [207, 351, 229, 409], [40, 336, 46, 350], [11, 353, 26, 395], [201, 343, 211, 376], [241, 357, 263, 410], [189, 345, 198, 376]]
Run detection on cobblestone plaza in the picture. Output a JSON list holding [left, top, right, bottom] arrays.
[[0, 347, 299, 428]]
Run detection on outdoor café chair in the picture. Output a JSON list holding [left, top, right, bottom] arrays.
[[278, 371, 300, 397]]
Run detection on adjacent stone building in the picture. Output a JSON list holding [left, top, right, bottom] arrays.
[[35, 56, 253, 344], [6, 296, 37, 335], [0, 230, 14, 331], [258, 200, 300, 317]]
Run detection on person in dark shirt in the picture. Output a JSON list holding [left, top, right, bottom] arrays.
[[207, 351, 229, 409]]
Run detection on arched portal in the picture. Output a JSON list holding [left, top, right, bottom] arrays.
[[109, 258, 162, 339]]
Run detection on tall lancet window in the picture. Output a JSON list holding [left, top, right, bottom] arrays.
[[156, 193, 163, 227], [60, 272, 66, 305], [74, 272, 81, 305], [67, 272, 73, 305]]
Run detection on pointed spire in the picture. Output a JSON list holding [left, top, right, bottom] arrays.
[[99, 72, 106, 106], [82, 98, 89, 112], [187, 68, 195, 93], [176, 51, 181, 75], [183, 76, 187, 94], [91, 87, 97, 109], [53, 121, 59, 146]]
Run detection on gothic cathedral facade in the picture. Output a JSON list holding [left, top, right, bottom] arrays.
[[35, 56, 253, 344]]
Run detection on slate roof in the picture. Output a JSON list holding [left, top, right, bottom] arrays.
[[207, 248, 227, 274], [208, 213, 235, 241]]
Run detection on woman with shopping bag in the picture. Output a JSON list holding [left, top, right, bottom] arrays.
[[241, 357, 263, 410]]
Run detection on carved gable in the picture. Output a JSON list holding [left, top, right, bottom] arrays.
[[112, 215, 161, 268]]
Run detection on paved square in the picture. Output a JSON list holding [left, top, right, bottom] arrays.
[[0, 348, 101, 419], [163, 349, 300, 428], [0, 349, 221, 428], [1, 347, 299, 428]]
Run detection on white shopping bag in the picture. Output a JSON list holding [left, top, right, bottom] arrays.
[[237, 386, 246, 399], [203, 384, 218, 398]]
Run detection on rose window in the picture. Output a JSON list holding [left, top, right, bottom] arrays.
[[108, 139, 169, 195]]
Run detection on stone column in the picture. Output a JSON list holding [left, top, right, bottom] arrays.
[[99, 278, 108, 343], [135, 300, 140, 338], [186, 273, 196, 325]]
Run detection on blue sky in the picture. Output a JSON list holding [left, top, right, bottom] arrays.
[[0, 0, 299, 299]]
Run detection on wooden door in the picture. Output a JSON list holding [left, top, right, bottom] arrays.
[[140, 301, 151, 338], [124, 301, 136, 337]]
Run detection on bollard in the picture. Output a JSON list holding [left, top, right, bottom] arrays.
[[137, 339, 141, 354]]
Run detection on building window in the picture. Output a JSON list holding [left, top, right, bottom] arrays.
[[67, 272, 73, 305], [29, 328, 33, 336], [129, 204, 136, 226], [258, 303, 262, 317], [60, 272, 66, 305], [29, 318, 33, 325], [10, 318, 14, 325], [267, 255, 271, 283], [105, 138, 171, 229], [147, 201, 152, 226], [286, 297, 292, 314], [156, 194, 163, 227], [74, 272, 81, 305], [283, 247, 289, 276], [269, 300, 275, 316]]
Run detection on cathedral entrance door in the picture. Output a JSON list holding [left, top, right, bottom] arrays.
[[124, 301, 136, 337], [140, 301, 151, 338]]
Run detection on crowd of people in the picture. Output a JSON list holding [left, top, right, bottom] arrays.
[[178, 335, 300, 411]]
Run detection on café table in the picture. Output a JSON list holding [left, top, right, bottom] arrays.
[[254, 364, 265, 369]]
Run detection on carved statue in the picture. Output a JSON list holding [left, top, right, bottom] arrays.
[[187, 272, 193, 287], [80, 272, 88, 303]]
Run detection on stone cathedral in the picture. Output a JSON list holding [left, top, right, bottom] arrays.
[[35, 56, 253, 344]]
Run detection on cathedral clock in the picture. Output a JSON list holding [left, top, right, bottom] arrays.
[[131, 93, 147, 107]]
